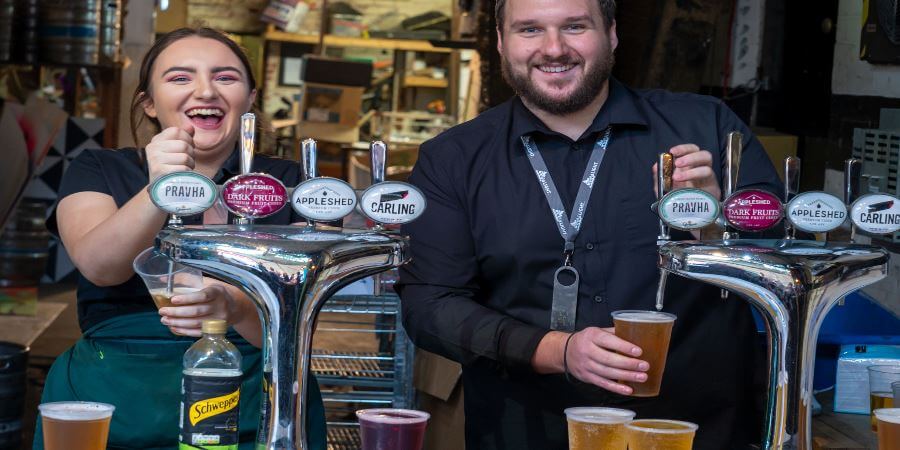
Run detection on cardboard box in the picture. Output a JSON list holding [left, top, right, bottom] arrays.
[[753, 127, 798, 182], [834, 344, 900, 414], [414, 350, 465, 450], [301, 83, 363, 127], [296, 82, 364, 144]]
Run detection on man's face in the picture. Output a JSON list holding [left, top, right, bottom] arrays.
[[497, 0, 618, 115]]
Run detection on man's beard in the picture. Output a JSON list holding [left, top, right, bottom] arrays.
[[502, 49, 614, 116]]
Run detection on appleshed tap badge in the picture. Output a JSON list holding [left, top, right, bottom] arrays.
[[222, 174, 287, 219], [850, 193, 900, 234], [149, 172, 218, 216], [786, 192, 847, 233], [360, 181, 426, 224], [291, 178, 357, 221], [658, 188, 720, 230], [723, 189, 784, 232]]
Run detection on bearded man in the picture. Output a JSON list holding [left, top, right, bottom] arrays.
[[396, 0, 781, 448]]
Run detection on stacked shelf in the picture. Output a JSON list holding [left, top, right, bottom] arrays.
[[312, 291, 416, 449]]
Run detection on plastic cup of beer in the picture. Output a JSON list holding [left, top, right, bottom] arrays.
[[39, 401, 115, 450], [874, 408, 900, 450], [565, 407, 635, 450], [611, 310, 677, 397], [133, 247, 204, 309], [625, 419, 697, 450], [356, 408, 430, 450], [868, 364, 900, 431]]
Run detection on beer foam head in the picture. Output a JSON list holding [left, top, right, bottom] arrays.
[[874, 408, 900, 425], [564, 407, 635, 424], [625, 419, 698, 434], [39, 402, 115, 421], [356, 408, 430, 425], [612, 310, 677, 323]]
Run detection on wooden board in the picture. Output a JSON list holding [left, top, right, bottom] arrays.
[[0, 301, 66, 348]]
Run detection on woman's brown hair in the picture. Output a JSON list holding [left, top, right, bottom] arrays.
[[129, 27, 270, 151]]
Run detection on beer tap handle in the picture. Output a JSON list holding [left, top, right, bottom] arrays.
[[235, 113, 256, 226], [655, 153, 673, 311], [722, 131, 743, 241], [369, 141, 388, 295], [300, 138, 318, 229], [240, 113, 255, 176], [301, 138, 318, 181], [784, 157, 801, 239], [724, 132, 742, 201], [845, 158, 861, 243], [721, 132, 742, 299], [839, 158, 861, 307], [370, 140, 387, 185], [657, 152, 673, 242]]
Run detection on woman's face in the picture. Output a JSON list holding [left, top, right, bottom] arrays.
[[142, 36, 256, 160]]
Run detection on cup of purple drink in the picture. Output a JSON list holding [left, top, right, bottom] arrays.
[[356, 408, 430, 450]]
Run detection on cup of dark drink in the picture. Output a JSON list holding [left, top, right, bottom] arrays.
[[356, 408, 430, 450]]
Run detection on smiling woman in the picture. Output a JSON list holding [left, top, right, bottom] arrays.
[[33, 27, 327, 450]]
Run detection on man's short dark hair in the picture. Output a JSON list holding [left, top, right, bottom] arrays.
[[495, 0, 616, 33]]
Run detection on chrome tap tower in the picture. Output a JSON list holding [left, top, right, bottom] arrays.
[[654, 135, 899, 449], [147, 114, 425, 449]]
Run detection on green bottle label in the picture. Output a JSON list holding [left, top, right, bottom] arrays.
[[179, 373, 241, 450]]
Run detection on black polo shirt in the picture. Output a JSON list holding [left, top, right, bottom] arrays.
[[396, 78, 781, 450], [50, 147, 303, 332]]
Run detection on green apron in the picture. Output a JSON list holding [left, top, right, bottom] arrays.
[[33, 312, 326, 450]]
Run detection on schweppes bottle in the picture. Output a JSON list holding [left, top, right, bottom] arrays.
[[180, 319, 242, 449]]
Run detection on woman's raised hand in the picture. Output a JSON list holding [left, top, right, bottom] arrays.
[[145, 124, 196, 184]]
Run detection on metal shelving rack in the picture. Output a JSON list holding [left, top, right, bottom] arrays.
[[312, 289, 416, 449]]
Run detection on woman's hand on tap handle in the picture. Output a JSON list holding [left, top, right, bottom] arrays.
[[146, 124, 196, 185]]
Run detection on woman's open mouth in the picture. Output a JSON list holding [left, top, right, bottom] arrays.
[[186, 107, 224, 130]]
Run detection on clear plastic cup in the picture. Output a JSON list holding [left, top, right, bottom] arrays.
[[868, 364, 900, 431], [874, 408, 900, 450], [356, 408, 430, 450], [132, 247, 204, 309], [39, 401, 115, 450], [625, 419, 698, 450], [565, 407, 635, 450], [611, 310, 677, 396]]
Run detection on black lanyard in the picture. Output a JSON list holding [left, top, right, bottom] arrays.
[[520, 128, 612, 331]]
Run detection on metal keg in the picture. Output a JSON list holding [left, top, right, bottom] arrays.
[[0, 0, 14, 62], [0, 342, 28, 450], [99, 0, 120, 64], [39, 0, 100, 65], [0, 201, 49, 288]]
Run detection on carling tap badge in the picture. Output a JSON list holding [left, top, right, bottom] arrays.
[[359, 181, 427, 225]]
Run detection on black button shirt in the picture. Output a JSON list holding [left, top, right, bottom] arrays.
[[50, 147, 303, 332], [397, 78, 781, 450]]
